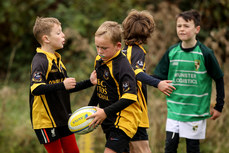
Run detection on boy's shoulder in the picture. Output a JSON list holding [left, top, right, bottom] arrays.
[[168, 42, 180, 51], [31, 51, 49, 67], [165, 42, 180, 54], [197, 41, 213, 53]]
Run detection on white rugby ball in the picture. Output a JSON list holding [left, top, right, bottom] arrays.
[[68, 106, 97, 134]]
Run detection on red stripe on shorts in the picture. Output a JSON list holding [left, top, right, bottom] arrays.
[[43, 129, 50, 143]]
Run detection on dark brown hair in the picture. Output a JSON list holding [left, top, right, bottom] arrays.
[[176, 9, 200, 27], [122, 9, 155, 45]]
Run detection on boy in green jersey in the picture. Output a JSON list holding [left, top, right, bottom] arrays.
[[154, 9, 225, 153]]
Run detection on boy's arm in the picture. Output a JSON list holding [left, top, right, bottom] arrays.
[[32, 78, 93, 95], [201, 46, 225, 112], [32, 82, 65, 95], [68, 79, 93, 93], [103, 98, 135, 115], [136, 72, 160, 87], [137, 72, 175, 96], [87, 98, 135, 127], [211, 77, 224, 120], [69, 70, 97, 93], [214, 77, 225, 112]]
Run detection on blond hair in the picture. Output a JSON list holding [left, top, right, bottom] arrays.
[[122, 9, 155, 45], [33, 17, 61, 44], [95, 21, 122, 45]]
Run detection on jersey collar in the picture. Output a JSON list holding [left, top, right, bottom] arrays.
[[36, 48, 62, 60], [98, 49, 121, 64]]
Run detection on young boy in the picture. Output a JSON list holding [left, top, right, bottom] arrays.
[[87, 21, 142, 153], [154, 10, 225, 153], [121, 9, 175, 153], [30, 17, 97, 153]]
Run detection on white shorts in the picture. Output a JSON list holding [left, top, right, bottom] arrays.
[[166, 118, 206, 140]]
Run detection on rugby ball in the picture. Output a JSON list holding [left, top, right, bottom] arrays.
[[68, 106, 97, 134]]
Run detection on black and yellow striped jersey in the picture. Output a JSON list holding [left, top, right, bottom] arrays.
[[88, 50, 141, 138], [29, 48, 94, 130], [122, 44, 149, 128], [30, 48, 71, 129]]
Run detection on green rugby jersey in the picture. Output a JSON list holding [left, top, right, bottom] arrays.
[[154, 41, 223, 121]]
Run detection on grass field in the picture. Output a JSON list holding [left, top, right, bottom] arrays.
[[0, 74, 228, 153]]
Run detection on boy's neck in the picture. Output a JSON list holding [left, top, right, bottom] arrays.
[[181, 39, 197, 49], [41, 46, 55, 54]]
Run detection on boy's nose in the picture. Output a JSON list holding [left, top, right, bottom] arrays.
[[98, 48, 102, 53]]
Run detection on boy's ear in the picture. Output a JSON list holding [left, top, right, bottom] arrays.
[[42, 35, 50, 44], [196, 26, 201, 34], [116, 42, 122, 50]]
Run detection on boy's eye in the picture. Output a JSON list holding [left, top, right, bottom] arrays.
[[96, 46, 108, 50]]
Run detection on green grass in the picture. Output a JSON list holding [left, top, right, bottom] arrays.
[[0, 79, 228, 153]]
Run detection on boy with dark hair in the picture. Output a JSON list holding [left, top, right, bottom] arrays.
[[154, 9, 225, 153]]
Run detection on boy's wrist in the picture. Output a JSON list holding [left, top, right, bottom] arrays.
[[214, 105, 223, 112]]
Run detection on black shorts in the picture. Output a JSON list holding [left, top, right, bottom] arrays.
[[34, 125, 73, 144], [131, 127, 149, 141], [105, 128, 130, 153]]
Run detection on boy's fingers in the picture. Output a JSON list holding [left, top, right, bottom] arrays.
[[89, 118, 97, 127], [86, 114, 95, 120]]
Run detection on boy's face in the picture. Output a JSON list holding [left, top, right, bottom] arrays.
[[46, 24, 65, 50], [176, 17, 200, 42], [95, 35, 121, 61]]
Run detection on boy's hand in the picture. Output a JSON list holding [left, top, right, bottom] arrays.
[[63, 78, 76, 90], [158, 80, 176, 96], [210, 109, 221, 120], [87, 107, 107, 128], [90, 70, 97, 85]]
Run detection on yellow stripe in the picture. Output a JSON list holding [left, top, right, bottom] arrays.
[[95, 55, 101, 67], [134, 69, 144, 75], [126, 46, 132, 63], [32, 95, 56, 129], [107, 61, 120, 98], [41, 95, 56, 127], [136, 80, 149, 127], [31, 83, 46, 94], [138, 45, 147, 54], [121, 93, 137, 101]]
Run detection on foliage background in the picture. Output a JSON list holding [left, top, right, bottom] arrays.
[[0, 0, 228, 152]]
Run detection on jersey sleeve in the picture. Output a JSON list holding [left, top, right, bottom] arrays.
[[200, 44, 225, 112], [129, 46, 145, 75], [154, 49, 170, 80], [214, 77, 225, 112], [69, 79, 93, 93], [119, 58, 137, 101], [136, 72, 160, 87], [201, 46, 224, 80], [103, 56, 138, 115], [30, 53, 49, 94]]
